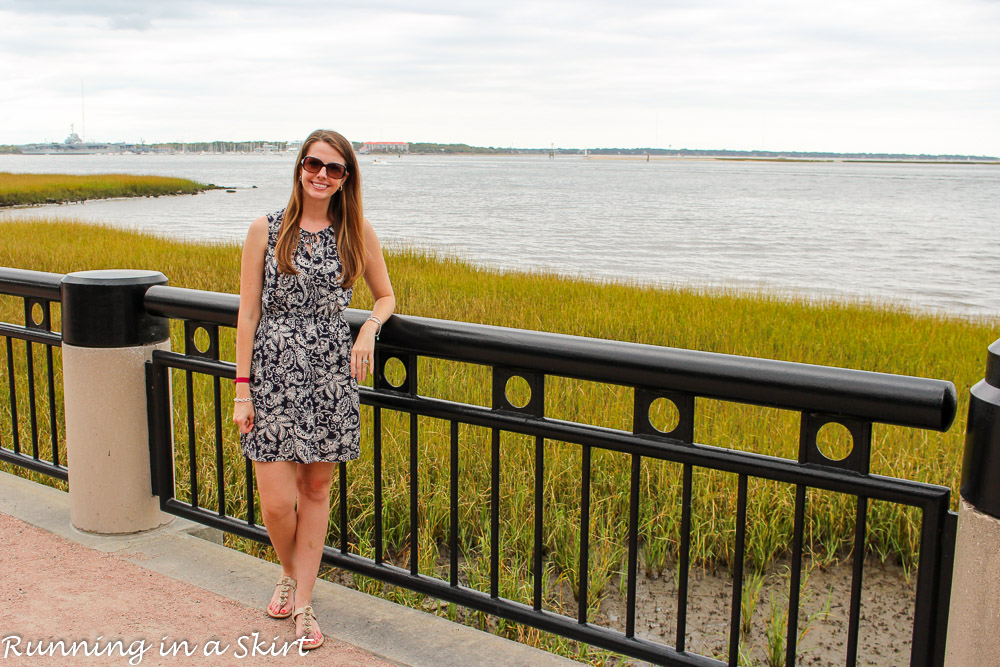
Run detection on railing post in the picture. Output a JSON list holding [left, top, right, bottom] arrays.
[[60, 270, 172, 533], [946, 338, 1000, 665]]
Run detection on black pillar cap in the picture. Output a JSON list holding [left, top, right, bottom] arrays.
[[60, 270, 169, 348], [960, 339, 1000, 518]]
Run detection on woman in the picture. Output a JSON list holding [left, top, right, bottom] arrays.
[[233, 129, 394, 650]]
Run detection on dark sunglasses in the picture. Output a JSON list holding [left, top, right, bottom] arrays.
[[301, 156, 349, 179]]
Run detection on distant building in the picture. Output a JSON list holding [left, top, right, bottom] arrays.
[[361, 141, 409, 154]]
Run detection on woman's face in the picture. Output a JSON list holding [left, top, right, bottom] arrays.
[[298, 140, 348, 204]]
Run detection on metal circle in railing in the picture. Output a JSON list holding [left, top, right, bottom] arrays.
[[816, 421, 854, 462], [383, 356, 407, 389], [193, 327, 211, 355], [30, 301, 45, 327], [648, 396, 680, 434], [504, 374, 532, 409]]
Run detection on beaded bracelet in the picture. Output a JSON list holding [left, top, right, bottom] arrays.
[[365, 315, 382, 339], [233, 397, 253, 403]]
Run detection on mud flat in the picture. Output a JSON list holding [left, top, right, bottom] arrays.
[[596, 558, 915, 665]]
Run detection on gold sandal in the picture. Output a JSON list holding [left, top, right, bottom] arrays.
[[293, 605, 324, 650], [266, 575, 296, 619]]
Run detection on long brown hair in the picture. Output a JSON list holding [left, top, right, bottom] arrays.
[[275, 129, 366, 287]]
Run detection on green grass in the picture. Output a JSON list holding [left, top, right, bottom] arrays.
[[1, 217, 998, 664], [0, 172, 213, 207]]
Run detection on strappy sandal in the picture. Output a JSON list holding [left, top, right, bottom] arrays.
[[293, 605, 324, 650], [266, 575, 296, 619]]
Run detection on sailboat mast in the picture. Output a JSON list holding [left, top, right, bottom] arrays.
[[81, 81, 85, 141]]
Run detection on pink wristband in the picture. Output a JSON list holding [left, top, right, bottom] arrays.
[[235, 377, 250, 384]]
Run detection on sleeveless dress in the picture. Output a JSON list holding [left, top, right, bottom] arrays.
[[240, 209, 361, 463]]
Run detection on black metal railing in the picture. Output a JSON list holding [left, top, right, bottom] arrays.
[[144, 283, 958, 666], [0, 268, 67, 481]]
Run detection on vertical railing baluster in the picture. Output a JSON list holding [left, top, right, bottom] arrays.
[[45, 345, 59, 467], [626, 453, 641, 637], [846, 495, 868, 666], [490, 427, 500, 598], [7, 337, 20, 454], [912, 498, 949, 665], [450, 420, 459, 587], [676, 463, 693, 652], [213, 375, 224, 516], [374, 407, 383, 565], [151, 359, 174, 505], [185, 370, 198, 508], [245, 457, 256, 526], [26, 340, 38, 458], [339, 462, 348, 553], [785, 484, 807, 667], [578, 444, 592, 624], [409, 412, 418, 575], [728, 474, 749, 667], [533, 434, 544, 610]]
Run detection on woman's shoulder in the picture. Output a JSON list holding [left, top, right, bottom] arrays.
[[259, 209, 287, 242], [265, 208, 286, 228], [244, 209, 285, 251]]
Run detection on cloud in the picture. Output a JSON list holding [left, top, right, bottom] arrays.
[[0, 0, 998, 153]]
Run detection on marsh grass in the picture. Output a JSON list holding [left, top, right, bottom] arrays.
[[2, 217, 998, 664], [0, 172, 212, 207]]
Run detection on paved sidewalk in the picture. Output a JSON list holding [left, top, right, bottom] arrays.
[[0, 471, 581, 667]]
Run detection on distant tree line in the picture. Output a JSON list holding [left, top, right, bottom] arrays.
[[407, 142, 521, 154], [403, 143, 998, 160], [579, 147, 999, 160], [1, 139, 995, 161]]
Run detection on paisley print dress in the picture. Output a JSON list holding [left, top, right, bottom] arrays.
[[240, 209, 360, 463]]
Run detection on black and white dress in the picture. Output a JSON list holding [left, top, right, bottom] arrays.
[[240, 209, 360, 463]]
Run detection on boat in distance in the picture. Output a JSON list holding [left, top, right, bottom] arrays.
[[19, 128, 121, 155]]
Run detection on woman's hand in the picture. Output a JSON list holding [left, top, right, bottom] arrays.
[[351, 321, 378, 383], [233, 400, 255, 434]]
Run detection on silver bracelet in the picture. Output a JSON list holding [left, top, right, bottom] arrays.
[[365, 315, 382, 339], [233, 397, 253, 403]]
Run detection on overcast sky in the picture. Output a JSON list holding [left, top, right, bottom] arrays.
[[1, 0, 998, 155]]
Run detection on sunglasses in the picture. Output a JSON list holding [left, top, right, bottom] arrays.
[[301, 156, 349, 179]]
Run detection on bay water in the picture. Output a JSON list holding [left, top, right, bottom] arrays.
[[2, 153, 998, 318]]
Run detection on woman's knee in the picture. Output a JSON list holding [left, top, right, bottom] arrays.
[[259, 492, 296, 521], [296, 469, 334, 503]]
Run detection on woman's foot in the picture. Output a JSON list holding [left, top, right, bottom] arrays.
[[266, 574, 296, 619], [293, 605, 324, 650]]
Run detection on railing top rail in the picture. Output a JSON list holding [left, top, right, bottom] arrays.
[[145, 284, 239, 327], [0, 267, 64, 300], [143, 284, 957, 432]]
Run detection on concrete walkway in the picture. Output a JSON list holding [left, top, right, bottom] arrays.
[[0, 471, 581, 666]]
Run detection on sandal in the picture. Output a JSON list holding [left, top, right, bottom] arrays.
[[293, 605, 324, 650], [266, 575, 296, 619]]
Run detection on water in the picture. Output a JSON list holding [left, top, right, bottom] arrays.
[[2, 153, 999, 317]]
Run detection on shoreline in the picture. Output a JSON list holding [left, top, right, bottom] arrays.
[[378, 240, 1000, 324], [582, 154, 1000, 165], [1, 213, 996, 323], [0, 172, 216, 207]]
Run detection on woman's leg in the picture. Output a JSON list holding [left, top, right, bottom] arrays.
[[253, 460, 299, 615], [292, 461, 336, 643]]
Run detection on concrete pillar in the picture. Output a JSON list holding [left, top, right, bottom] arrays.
[[60, 270, 172, 534], [946, 338, 1000, 665]]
